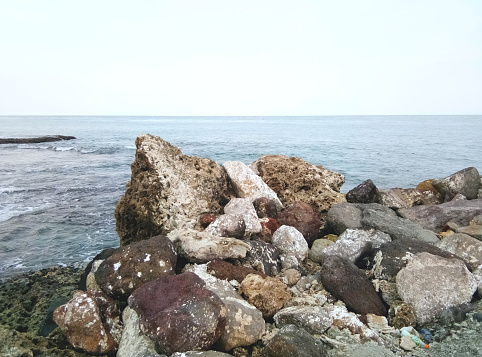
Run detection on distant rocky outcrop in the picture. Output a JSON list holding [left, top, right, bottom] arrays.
[[0, 135, 76, 144]]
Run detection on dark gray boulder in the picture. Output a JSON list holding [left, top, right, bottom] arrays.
[[346, 179, 380, 204]]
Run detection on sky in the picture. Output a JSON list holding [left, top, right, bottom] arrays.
[[0, 0, 481, 116]]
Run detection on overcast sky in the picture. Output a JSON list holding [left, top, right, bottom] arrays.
[[1, 1, 481, 116]]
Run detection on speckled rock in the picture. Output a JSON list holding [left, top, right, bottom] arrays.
[[432, 167, 481, 201], [259, 324, 328, 357], [127, 272, 226, 355], [167, 228, 250, 263], [204, 214, 246, 239], [396, 252, 478, 324], [240, 273, 291, 318], [346, 179, 380, 204], [95, 235, 177, 299], [223, 198, 262, 236], [308, 238, 335, 263], [436, 233, 482, 270], [53, 290, 121, 354], [223, 160, 283, 209], [117, 307, 162, 357], [250, 155, 345, 217], [320, 255, 387, 316], [239, 240, 281, 276], [274, 305, 333, 334], [272, 225, 309, 269], [206, 259, 266, 283], [276, 201, 322, 245], [115, 134, 232, 245], [253, 197, 278, 218], [378, 188, 428, 209]]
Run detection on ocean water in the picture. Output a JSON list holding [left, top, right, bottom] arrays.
[[0, 115, 481, 279]]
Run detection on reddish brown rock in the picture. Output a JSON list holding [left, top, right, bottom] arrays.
[[206, 259, 267, 283], [240, 273, 291, 318], [277, 202, 322, 245], [320, 255, 387, 316], [128, 272, 226, 355], [53, 290, 121, 355], [201, 214, 216, 227], [95, 235, 177, 299], [258, 217, 280, 243]]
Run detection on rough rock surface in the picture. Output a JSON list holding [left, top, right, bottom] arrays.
[[378, 188, 428, 209], [239, 240, 281, 276], [258, 217, 280, 243], [432, 167, 481, 201], [259, 324, 327, 357], [171, 352, 231, 357], [127, 272, 226, 355], [398, 198, 482, 232], [168, 228, 250, 263], [396, 252, 477, 324], [276, 201, 322, 245], [117, 307, 162, 357], [272, 225, 309, 269], [115, 134, 232, 245], [95, 235, 177, 299], [346, 179, 380, 204], [326, 202, 363, 235], [206, 259, 266, 283], [328, 305, 384, 343], [308, 238, 335, 263], [223, 198, 262, 236], [240, 273, 291, 318], [274, 305, 333, 334], [253, 197, 278, 218], [204, 213, 246, 239], [388, 300, 416, 329], [436, 233, 482, 270], [53, 290, 120, 355], [250, 155, 346, 216], [320, 255, 387, 316], [455, 224, 482, 239], [223, 161, 283, 209]]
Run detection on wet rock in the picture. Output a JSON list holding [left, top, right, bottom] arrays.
[[368, 239, 463, 280], [251, 155, 345, 216], [168, 228, 250, 263], [258, 217, 280, 243], [185, 264, 265, 351], [432, 167, 481, 201], [308, 238, 334, 263], [240, 240, 281, 276], [396, 252, 477, 324], [326, 202, 363, 235], [320, 255, 387, 316], [95, 235, 177, 299], [206, 259, 266, 283], [204, 213, 246, 239], [223, 198, 262, 236], [398, 198, 482, 232], [346, 179, 380, 204], [223, 160, 283, 209], [115, 134, 232, 245], [388, 300, 416, 329], [436, 233, 482, 270], [53, 290, 121, 354], [272, 225, 309, 269], [117, 306, 163, 357], [240, 273, 291, 318], [127, 272, 226, 355], [277, 201, 322, 245], [253, 197, 278, 218], [274, 305, 333, 334], [322, 228, 391, 264], [259, 324, 328, 357]]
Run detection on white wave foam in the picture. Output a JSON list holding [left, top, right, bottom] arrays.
[[54, 146, 74, 151]]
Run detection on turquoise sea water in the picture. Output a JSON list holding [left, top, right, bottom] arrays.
[[0, 116, 481, 279]]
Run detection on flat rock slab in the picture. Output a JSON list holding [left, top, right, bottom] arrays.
[[0, 135, 76, 144]]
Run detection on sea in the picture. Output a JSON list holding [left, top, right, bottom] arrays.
[[1, 115, 481, 280]]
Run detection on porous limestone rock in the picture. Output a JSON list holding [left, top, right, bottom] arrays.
[[167, 228, 250, 263], [223, 161, 283, 209], [272, 225, 309, 269], [396, 252, 477, 324], [115, 134, 232, 245], [95, 235, 177, 299], [53, 290, 121, 355], [276, 201, 322, 245], [273, 305, 333, 334], [223, 198, 262, 235], [436, 233, 482, 270], [127, 272, 226, 355], [250, 155, 345, 216], [388, 300, 416, 329], [240, 273, 291, 318], [432, 167, 481, 201]]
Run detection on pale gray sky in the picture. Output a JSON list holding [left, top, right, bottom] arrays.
[[1, 0, 481, 116]]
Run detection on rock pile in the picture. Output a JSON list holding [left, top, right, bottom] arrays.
[[52, 135, 482, 356]]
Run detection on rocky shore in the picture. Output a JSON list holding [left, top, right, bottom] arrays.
[[2, 133, 482, 357], [0, 135, 76, 144]]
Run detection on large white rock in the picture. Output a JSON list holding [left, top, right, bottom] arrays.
[[223, 161, 283, 210], [224, 198, 262, 235], [272, 225, 309, 269], [396, 252, 477, 324]]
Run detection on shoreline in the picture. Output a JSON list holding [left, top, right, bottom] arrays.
[[0, 135, 76, 144]]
